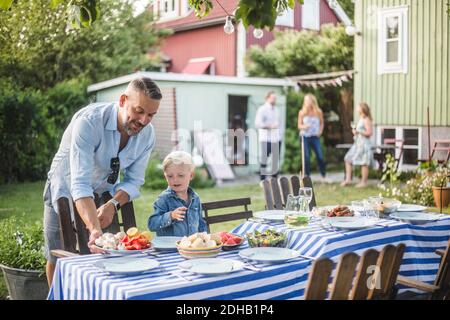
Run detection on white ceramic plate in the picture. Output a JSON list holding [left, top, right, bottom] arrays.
[[390, 212, 439, 224], [93, 245, 150, 255], [254, 210, 293, 221], [93, 257, 160, 275], [397, 204, 428, 212], [239, 247, 300, 263], [323, 217, 378, 230], [152, 236, 182, 251], [178, 258, 244, 275]]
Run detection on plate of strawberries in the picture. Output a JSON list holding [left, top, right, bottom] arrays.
[[215, 232, 245, 251]]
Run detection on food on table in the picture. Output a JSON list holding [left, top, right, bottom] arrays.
[[177, 232, 222, 249], [246, 229, 286, 248], [284, 214, 310, 227], [94, 228, 152, 251], [369, 197, 401, 215], [327, 205, 354, 217], [215, 232, 244, 246]]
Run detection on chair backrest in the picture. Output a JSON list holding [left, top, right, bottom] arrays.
[[202, 198, 253, 233], [56, 193, 137, 255], [261, 176, 301, 210], [304, 243, 406, 300], [433, 239, 450, 299], [383, 139, 405, 168], [430, 140, 450, 163]]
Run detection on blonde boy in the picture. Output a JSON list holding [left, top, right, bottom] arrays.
[[148, 151, 207, 236]]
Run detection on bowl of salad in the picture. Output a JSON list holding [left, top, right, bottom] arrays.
[[246, 229, 286, 248]]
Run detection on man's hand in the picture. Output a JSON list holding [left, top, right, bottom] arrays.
[[97, 202, 116, 229], [88, 229, 106, 254], [171, 207, 187, 221]]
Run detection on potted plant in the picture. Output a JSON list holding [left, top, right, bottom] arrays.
[[431, 167, 450, 210], [0, 216, 48, 300]]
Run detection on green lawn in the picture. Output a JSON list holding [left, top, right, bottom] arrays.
[[1, 179, 449, 299]]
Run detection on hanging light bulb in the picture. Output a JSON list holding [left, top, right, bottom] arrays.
[[224, 16, 234, 35], [253, 28, 264, 39]]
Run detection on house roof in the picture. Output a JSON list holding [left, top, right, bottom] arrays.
[[87, 71, 295, 93], [154, 0, 352, 31]]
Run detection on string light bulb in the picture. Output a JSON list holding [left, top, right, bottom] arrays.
[[253, 28, 264, 39], [224, 16, 234, 34]]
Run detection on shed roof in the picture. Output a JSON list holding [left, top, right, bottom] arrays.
[[87, 71, 295, 93]]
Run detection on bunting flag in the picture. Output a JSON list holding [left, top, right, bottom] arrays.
[[287, 70, 355, 89]]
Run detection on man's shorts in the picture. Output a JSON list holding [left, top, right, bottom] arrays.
[[43, 181, 62, 264]]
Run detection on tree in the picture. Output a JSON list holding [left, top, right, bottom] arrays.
[[1, 0, 309, 31], [0, 0, 171, 90], [246, 25, 354, 173]]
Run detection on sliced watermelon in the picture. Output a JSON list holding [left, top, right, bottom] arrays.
[[225, 238, 237, 246]]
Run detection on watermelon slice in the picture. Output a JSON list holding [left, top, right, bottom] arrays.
[[225, 238, 237, 246]]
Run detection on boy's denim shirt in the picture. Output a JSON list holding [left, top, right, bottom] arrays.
[[148, 187, 207, 237]]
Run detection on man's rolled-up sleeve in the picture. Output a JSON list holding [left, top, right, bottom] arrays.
[[114, 131, 155, 201], [70, 117, 99, 201]]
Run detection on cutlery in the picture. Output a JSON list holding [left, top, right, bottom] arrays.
[[298, 254, 316, 261]]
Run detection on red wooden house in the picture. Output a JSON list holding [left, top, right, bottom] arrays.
[[151, 0, 352, 76]]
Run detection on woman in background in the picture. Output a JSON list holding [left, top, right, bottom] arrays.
[[341, 102, 374, 188], [298, 94, 328, 182]]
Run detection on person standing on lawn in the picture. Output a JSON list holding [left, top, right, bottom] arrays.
[[298, 93, 329, 182], [341, 102, 374, 188], [43, 77, 162, 286], [255, 91, 282, 181]]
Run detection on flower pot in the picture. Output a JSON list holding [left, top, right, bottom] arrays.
[[432, 186, 450, 209], [0, 264, 48, 300]]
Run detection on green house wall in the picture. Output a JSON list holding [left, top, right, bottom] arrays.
[[354, 0, 449, 126]]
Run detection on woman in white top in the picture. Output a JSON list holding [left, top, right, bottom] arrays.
[[298, 94, 327, 180]]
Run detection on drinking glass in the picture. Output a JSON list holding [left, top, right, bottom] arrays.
[[285, 194, 302, 212], [299, 187, 313, 213]]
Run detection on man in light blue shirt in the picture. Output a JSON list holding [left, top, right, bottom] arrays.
[[43, 77, 162, 286]]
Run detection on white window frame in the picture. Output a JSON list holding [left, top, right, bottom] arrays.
[[301, 0, 320, 31], [159, 0, 178, 20], [377, 6, 408, 75], [276, 8, 295, 27], [376, 126, 421, 171]]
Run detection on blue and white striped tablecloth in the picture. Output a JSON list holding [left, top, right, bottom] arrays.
[[48, 214, 450, 300]]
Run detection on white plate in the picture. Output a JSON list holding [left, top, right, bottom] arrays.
[[397, 204, 427, 212], [390, 212, 439, 224], [93, 257, 160, 275], [93, 245, 150, 255], [239, 247, 300, 263], [323, 217, 378, 230], [152, 236, 182, 251], [254, 210, 293, 221], [178, 258, 244, 275]]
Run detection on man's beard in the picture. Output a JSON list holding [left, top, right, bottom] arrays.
[[122, 119, 143, 136]]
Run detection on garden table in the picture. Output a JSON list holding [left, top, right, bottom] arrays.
[[48, 213, 450, 300]]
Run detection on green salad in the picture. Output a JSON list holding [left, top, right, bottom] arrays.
[[246, 229, 286, 248]]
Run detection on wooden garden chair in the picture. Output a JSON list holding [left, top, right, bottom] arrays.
[[418, 140, 450, 165], [395, 239, 450, 300], [261, 175, 316, 210], [50, 192, 137, 258], [202, 198, 253, 233], [304, 243, 406, 300]]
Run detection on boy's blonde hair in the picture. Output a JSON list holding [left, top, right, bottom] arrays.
[[162, 151, 195, 172]]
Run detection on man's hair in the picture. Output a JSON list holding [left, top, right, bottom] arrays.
[[129, 77, 162, 100], [265, 91, 276, 100], [162, 151, 195, 172]]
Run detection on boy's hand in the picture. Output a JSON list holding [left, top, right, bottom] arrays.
[[171, 207, 187, 221]]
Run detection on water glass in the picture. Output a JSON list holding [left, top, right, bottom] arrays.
[[299, 187, 313, 213], [285, 194, 303, 212]]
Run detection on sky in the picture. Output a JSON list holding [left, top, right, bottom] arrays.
[[132, 0, 153, 17]]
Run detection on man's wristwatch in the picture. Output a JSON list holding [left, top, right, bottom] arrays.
[[108, 199, 121, 213]]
